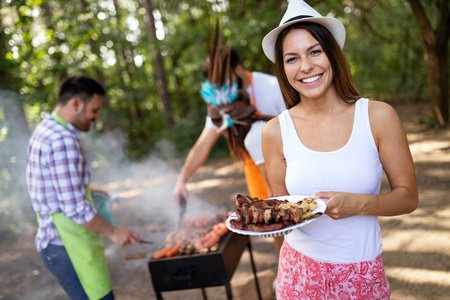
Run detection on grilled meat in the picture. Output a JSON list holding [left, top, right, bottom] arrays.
[[230, 194, 318, 232], [235, 194, 306, 224], [152, 214, 231, 259]]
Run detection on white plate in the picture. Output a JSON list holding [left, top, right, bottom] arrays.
[[226, 195, 326, 238]]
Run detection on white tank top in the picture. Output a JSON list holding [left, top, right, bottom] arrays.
[[279, 98, 383, 263]]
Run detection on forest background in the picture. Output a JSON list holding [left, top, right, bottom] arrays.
[[0, 0, 448, 237]]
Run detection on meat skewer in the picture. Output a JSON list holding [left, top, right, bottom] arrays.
[[230, 194, 320, 232]]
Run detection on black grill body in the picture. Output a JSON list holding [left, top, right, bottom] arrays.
[[148, 233, 262, 300]]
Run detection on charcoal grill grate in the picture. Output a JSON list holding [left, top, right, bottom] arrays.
[[148, 233, 262, 300]]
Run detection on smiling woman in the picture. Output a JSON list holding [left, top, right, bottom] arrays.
[[281, 31, 334, 102], [260, 0, 418, 299], [273, 22, 360, 109]]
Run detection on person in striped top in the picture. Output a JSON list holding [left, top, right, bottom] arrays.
[[26, 75, 140, 300]]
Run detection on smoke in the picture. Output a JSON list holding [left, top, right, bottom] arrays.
[[0, 119, 237, 240], [80, 129, 236, 233]]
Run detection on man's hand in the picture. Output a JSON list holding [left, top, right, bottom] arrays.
[[82, 214, 140, 246], [109, 226, 141, 247]]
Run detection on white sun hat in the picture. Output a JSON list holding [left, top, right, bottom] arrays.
[[262, 0, 346, 62]]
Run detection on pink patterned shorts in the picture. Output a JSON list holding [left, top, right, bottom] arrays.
[[276, 241, 391, 300]]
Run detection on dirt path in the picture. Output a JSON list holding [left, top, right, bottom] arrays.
[[1, 102, 449, 300]]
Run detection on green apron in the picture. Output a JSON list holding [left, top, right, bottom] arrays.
[[42, 112, 112, 299]]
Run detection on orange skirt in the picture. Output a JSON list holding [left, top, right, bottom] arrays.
[[243, 154, 269, 199]]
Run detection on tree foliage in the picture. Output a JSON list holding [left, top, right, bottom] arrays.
[[1, 0, 439, 148], [0, 0, 446, 233]]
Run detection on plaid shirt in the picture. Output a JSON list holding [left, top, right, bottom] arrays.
[[26, 114, 96, 251]]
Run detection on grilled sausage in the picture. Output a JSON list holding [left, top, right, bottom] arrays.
[[125, 253, 147, 260]]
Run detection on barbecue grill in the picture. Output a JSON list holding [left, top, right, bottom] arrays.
[[148, 232, 262, 300]]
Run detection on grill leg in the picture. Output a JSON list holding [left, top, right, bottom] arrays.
[[225, 282, 233, 300], [155, 292, 163, 300], [247, 240, 262, 300], [201, 288, 207, 300]]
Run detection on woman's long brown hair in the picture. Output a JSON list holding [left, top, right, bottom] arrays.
[[274, 22, 361, 109]]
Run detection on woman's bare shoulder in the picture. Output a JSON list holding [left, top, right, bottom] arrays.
[[368, 100, 404, 143], [262, 116, 281, 139], [368, 100, 400, 125]]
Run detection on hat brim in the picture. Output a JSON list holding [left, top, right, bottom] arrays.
[[262, 17, 346, 63]]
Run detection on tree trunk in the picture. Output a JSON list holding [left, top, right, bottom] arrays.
[[408, 0, 449, 126], [1, 91, 30, 138], [175, 73, 189, 116], [79, 0, 106, 85], [424, 42, 448, 126], [0, 28, 9, 88], [142, 0, 174, 126], [108, 0, 141, 131], [40, 1, 68, 82], [0, 90, 33, 214]]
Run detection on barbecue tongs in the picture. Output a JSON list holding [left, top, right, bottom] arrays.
[[178, 194, 187, 230]]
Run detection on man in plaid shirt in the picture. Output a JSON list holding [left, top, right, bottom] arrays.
[[26, 75, 141, 299]]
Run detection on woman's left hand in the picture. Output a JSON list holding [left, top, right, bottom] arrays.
[[314, 191, 366, 220]]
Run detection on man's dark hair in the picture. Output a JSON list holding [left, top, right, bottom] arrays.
[[228, 47, 242, 70], [202, 46, 244, 88], [201, 47, 242, 78], [57, 75, 105, 106]]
